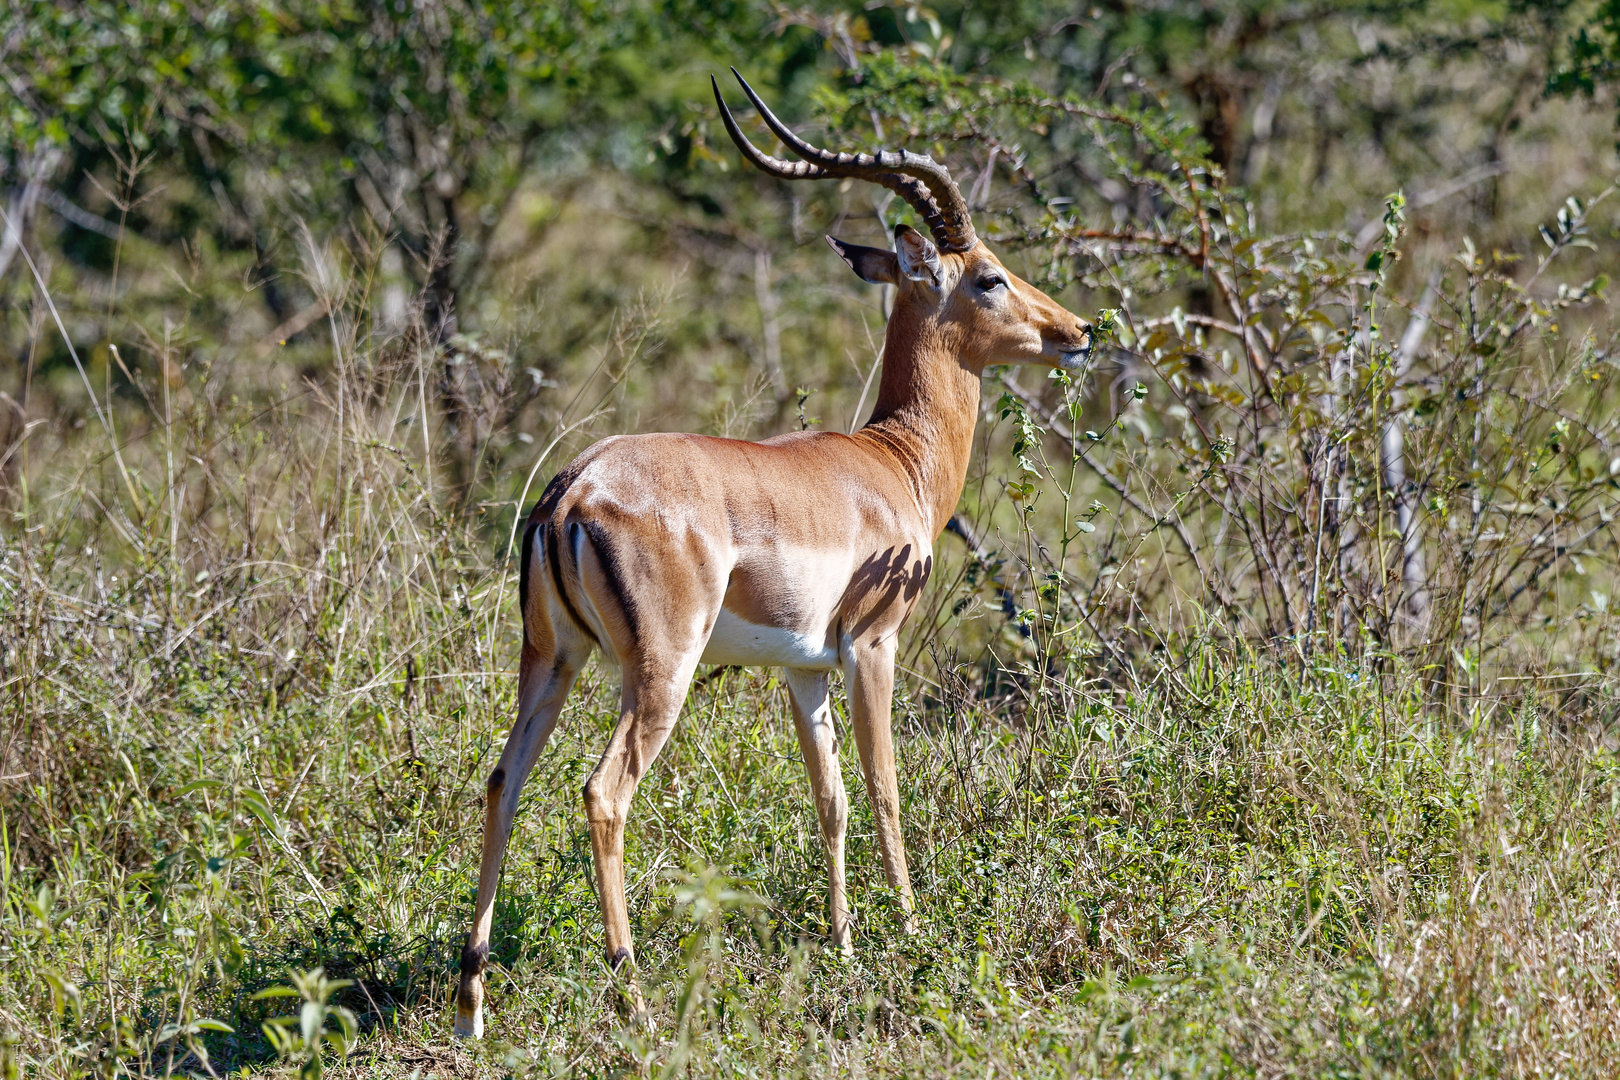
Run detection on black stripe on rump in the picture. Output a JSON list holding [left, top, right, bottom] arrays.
[[582, 519, 640, 642], [518, 518, 541, 624]]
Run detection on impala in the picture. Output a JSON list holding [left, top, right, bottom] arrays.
[[454, 69, 1091, 1038]]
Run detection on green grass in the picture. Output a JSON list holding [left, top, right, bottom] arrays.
[[7, 540, 1620, 1079]]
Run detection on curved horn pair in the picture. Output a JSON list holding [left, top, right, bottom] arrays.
[[712, 68, 978, 254]]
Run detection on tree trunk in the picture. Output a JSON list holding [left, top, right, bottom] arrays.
[[0, 149, 59, 284], [1381, 278, 1437, 637]]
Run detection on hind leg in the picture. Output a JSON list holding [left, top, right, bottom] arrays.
[[582, 658, 697, 1006], [455, 642, 582, 1038]]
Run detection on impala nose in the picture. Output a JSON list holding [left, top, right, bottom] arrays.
[[1057, 325, 1093, 370]]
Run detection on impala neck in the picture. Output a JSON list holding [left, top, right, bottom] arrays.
[[860, 314, 982, 537]]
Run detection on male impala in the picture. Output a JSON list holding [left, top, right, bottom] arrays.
[[454, 69, 1091, 1037]]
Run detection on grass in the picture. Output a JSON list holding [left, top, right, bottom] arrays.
[[3, 96, 1619, 1078], [4, 398, 1620, 1077]]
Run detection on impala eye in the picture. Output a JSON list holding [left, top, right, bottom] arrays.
[[977, 276, 1007, 292]]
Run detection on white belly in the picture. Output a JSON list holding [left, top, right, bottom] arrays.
[[700, 608, 837, 669]]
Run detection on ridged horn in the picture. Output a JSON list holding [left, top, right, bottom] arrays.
[[712, 69, 978, 254]]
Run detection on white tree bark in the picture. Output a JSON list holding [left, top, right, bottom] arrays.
[[0, 149, 61, 284], [1381, 277, 1438, 636], [753, 247, 787, 401]]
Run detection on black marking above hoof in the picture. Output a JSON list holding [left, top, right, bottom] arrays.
[[460, 939, 490, 978], [607, 946, 633, 971]]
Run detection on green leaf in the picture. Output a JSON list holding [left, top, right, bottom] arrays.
[[175, 780, 222, 796], [301, 1000, 324, 1047], [252, 986, 301, 1000], [239, 788, 281, 836]]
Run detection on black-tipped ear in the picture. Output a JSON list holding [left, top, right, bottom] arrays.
[[826, 235, 899, 285]]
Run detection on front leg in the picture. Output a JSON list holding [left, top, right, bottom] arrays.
[[843, 638, 916, 932], [784, 668, 851, 951]]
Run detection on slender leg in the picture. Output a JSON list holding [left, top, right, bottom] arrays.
[[784, 668, 851, 951], [844, 639, 916, 932], [454, 650, 580, 1038], [582, 664, 694, 1006]]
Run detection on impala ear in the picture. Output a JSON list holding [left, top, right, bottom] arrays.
[[893, 223, 942, 288], [826, 235, 898, 285]]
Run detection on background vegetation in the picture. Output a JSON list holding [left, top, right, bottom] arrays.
[[3, 0, 1620, 1075]]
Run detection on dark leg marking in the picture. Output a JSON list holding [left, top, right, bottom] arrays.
[[486, 767, 506, 796], [460, 938, 490, 979], [607, 946, 632, 971]]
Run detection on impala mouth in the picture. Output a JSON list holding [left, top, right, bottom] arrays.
[[1056, 341, 1093, 370]]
